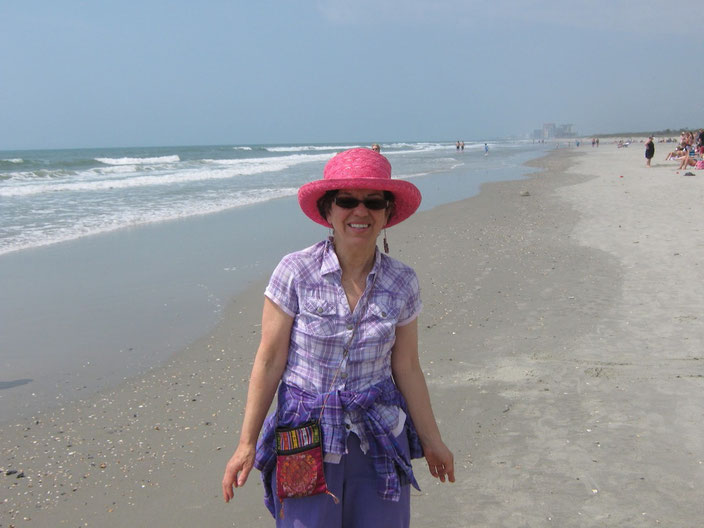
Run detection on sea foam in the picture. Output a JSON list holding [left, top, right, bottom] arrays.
[[1, 153, 330, 197], [95, 155, 181, 165], [0, 186, 299, 255]]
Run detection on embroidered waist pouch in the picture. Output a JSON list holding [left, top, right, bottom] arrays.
[[255, 377, 423, 517]]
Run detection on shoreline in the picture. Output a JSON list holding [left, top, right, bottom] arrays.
[[2, 149, 582, 527], [0, 144, 545, 424], [3, 145, 703, 526]]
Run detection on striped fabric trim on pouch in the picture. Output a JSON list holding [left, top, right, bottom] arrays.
[[276, 421, 321, 454]]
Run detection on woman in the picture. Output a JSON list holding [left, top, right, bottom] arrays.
[[221, 148, 454, 527], [645, 136, 655, 167]]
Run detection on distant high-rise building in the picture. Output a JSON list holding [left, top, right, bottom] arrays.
[[556, 124, 575, 137], [534, 123, 576, 139]]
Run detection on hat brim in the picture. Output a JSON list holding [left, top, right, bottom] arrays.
[[298, 177, 421, 228]]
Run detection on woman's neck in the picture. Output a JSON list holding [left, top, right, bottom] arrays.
[[332, 238, 376, 312], [332, 238, 376, 280]]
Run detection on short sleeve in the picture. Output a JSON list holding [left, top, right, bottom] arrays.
[[397, 269, 422, 326], [264, 256, 298, 317]]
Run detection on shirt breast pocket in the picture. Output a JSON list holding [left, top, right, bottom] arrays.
[[366, 302, 400, 341], [300, 298, 338, 336]]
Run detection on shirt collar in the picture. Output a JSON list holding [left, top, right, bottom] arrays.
[[320, 237, 341, 276]]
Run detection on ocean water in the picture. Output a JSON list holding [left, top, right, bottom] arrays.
[[0, 140, 549, 421], [0, 141, 540, 256]]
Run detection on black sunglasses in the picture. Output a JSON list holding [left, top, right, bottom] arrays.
[[334, 196, 389, 210]]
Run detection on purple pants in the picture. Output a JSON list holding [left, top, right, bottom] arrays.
[[273, 432, 411, 528]]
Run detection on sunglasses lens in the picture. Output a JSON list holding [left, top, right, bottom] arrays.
[[334, 197, 388, 210], [363, 199, 388, 210], [335, 197, 360, 209]]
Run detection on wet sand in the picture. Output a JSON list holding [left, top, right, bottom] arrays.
[[2, 144, 703, 527]]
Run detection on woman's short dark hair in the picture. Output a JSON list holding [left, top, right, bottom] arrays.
[[317, 190, 396, 224]]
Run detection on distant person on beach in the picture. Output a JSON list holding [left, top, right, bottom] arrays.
[[484, 143, 489, 156], [221, 148, 455, 527], [460, 141, 465, 151], [371, 143, 381, 153], [677, 151, 698, 170], [456, 140, 460, 150], [645, 137, 655, 167], [680, 131, 694, 149], [665, 145, 687, 160]]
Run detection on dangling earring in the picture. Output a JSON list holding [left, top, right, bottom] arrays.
[[383, 229, 389, 254]]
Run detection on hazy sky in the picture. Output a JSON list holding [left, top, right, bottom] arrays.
[[2, 0, 702, 150]]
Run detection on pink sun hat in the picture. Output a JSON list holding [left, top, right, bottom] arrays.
[[298, 148, 422, 228]]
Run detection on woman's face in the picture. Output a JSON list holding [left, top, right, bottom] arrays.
[[326, 189, 390, 249]]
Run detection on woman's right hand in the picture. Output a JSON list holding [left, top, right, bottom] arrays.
[[422, 438, 455, 484], [222, 443, 256, 502], [222, 299, 294, 503]]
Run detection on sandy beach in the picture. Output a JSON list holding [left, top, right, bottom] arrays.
[[2, 143, 704, 527]]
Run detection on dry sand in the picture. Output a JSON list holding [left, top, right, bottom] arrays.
[[2, 143, 703, 527]]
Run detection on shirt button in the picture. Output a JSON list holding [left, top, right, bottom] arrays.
[[346, 324, 354, 330], [317, 307, 324, 313], [381, 311, 387, 318], [340, 372, 348, 379], [345, 423, 351, 430]]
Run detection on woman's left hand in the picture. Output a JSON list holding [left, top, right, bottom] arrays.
[[423, 439, 455, 483], [391, 320, 456, 484]]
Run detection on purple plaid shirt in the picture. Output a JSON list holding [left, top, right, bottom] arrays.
[[254, 238, 423, 516]]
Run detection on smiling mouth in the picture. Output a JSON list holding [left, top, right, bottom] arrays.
[[349, 223, 370, 229]]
